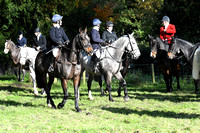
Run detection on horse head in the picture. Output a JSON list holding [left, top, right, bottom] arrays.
[[126, 34, 141, 60], [74, 27, 93, 55], [148, 35, 158, 58], [4, 39, 13, 54]]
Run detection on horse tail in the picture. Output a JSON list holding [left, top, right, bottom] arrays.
[[192, 48, 200, 80], [35, 54, 46, 88]]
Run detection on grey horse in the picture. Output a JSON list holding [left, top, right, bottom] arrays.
[[80, 34, 141, 101]]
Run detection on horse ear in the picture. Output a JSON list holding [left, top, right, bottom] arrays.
[[131, 32, 134, 36], [79, 28, 83, 33], [84, 27, 87, 33], [148, 34, 152, 39]]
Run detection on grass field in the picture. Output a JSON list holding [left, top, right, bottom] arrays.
[[0, 74, 200, 133]]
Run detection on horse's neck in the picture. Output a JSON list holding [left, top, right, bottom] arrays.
[[10, 43, 21, 64], [108, 38, 127, 59], [177, 39, 195, 60]]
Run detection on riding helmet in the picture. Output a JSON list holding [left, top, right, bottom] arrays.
[[18, 30, 23, 35], [106, 21, 114, 27], [93, 18, 101, 26], [34, 27, 40, 33], [52, 14, 63, 23], [162, 16, 170, 22]]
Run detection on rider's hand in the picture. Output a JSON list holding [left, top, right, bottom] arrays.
[[64, 40, 70, 45]]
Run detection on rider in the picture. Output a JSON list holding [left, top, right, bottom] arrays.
[[91, 18, 109, 72], [48, 14, 70, 72], [17, 30, 27, 48], [102, 21, 118, 44], [32, 27, 47, 51], [159, 16, 176, 51]]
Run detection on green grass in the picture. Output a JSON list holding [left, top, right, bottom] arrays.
[[0, 74, 200, 133]]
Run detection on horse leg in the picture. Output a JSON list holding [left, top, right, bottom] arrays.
[[163, 74, 170, 92], [18, 64, 21, 81], [169, 74, 172, 93], [193, 79, 200, 93], [115, 72, 129, 101], [87, 74, 94, 100], [104, 73, 114, 102], [57, 78, 68, 109], [21, 68, 26, 82], [98, 76, 105, 96], [29, 66, 38, 95], [74, 75, 81, 112], [46, 75, 56, 109], [176, 73, 180, 91]]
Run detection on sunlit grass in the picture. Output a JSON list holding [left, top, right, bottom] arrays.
[[0, 73, 200, 132]]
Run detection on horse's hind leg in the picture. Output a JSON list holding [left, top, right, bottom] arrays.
[[87, 74, 94, 100], [21, 68, 26, 82], [74, 75, 81, 112], [29, 66, 38, 95], [58, 78, 68, 109], [115, 72, 129, 101]]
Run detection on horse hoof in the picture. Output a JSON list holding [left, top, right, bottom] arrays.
[[123, 96, 129, 101], [76, 108, 82, 112], [47, 104, 52, 108], [57, 103, 64, 109], [89, 97, 94, 100], [118, 94, 122, 97], [34, 91, 39, 96], [109, 99, 114, 102]]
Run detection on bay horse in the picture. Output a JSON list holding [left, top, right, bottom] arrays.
[[4, 40, 40, 95], [35, 28, 93, 112], [80, 34, 141, 101], [148, 35, 181, 92], [168, 38, 200, 93]]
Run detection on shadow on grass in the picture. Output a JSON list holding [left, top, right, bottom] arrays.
[[101, 107, 200, 119], [130, 93, 200, 102], [0, 76, 17, 81], [0, 99, 41, 107]]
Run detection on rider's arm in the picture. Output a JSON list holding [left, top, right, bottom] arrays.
[[159, 27, 164, 40], [166, 24, 176, 34], [60, 27, 69, 42]]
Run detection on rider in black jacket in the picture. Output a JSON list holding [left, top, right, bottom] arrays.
[[48, 14, 70, 72], [32, 28, 47, 51], [102, 21, 118, 44]]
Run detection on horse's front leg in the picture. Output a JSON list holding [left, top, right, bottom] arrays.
[[98, 75, 105, 96], [87, 74, 94, 100], [115, 72, 129, 101], [29, 66, 38, 95], [193, 79, 200, 93], [46, 75, 56, 109], [104, 73, 114, 102], [74, 75, 81, 112], [57, 78, 68, 109]]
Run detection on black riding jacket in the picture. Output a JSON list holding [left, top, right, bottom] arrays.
[[102, 30, 118, 43]]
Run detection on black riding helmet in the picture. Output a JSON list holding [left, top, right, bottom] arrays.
[[106, 21, 114, 27], [34, 27, 40, 33], [18, 30, 23, 35]]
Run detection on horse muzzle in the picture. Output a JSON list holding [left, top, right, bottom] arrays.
[[4, 49, 9, 54], [150, 51, 157, 58], [168, 52, 175, 59]]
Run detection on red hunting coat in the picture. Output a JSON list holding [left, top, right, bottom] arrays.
[[160, 24, 176, 44]]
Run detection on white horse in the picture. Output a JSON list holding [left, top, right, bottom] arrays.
[[80, 34, 141, 101], [193, 47, 200, 80], [4, 40, 41, 95]]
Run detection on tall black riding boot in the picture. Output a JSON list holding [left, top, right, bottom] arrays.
[[91, 54, 98, 73]]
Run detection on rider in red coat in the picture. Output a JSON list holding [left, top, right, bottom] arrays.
[[160, 16, 176, 44]]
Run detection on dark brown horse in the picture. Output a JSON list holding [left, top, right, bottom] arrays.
[[35, 28, 93, 112], [168, 38, 200, 93], [149, 35, 181, 92]]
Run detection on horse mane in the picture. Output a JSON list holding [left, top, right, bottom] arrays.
[[155, 36, 166, 50], [111, 35, 127, 48], [176, 38, 194, 47]]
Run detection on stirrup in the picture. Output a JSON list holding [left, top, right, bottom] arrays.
[[48, 65, 54, 72]]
